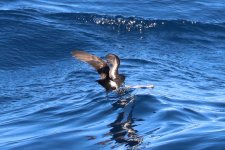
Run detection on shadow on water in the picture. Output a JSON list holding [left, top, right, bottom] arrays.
[[97, 89, 144, 149]]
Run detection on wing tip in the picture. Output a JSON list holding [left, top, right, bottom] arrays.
[[71, 50, 84, 57]]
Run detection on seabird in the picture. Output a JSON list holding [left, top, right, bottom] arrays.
[[72, 51, 125, 91]]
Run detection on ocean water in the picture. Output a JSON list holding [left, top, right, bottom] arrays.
[[1, 1, 225, 149]]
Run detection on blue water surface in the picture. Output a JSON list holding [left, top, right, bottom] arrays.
[[0, 1, 225, 150]]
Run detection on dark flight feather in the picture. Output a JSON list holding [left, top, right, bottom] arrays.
[[72, 51, 110, 79]]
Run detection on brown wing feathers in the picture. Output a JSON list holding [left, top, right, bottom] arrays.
[[72, 51, 109, 79]]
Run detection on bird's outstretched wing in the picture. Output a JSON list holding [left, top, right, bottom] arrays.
[[72, 51, 109, 79]]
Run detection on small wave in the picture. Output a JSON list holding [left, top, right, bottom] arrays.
[[48, 12, 225, 33], [1, 9, 225, 33], [0, 9, 41, 20]]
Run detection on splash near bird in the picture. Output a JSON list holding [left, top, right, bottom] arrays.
[[72, 51, 154, 92]]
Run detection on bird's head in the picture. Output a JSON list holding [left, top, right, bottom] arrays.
[[105, 54, 120, 67]]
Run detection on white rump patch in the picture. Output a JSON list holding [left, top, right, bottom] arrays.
[[109, 80, 118, 89]]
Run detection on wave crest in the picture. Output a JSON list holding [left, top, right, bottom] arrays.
[[47, 12, 225, 33]]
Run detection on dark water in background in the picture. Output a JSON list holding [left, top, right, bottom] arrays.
[[1, 0, 225, 149]]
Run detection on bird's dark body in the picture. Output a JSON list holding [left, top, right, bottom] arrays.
[[72, 51, 125, 91], [97, 74, 125, 91]]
